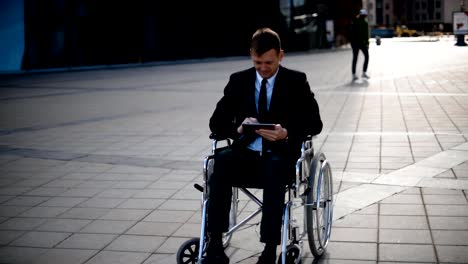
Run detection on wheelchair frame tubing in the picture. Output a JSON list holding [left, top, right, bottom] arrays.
[[224, 188, 263, 236], [198, 199, 208, 263], [281, 200, 292, 264]]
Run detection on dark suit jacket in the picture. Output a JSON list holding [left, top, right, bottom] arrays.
[[209, 65, 323, 165]]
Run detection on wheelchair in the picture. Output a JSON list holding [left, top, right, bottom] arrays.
[[176, 133, 333, 264]]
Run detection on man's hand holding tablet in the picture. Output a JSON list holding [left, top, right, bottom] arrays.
[[238, 118, 288, 142], [242, 123, 276, 133]]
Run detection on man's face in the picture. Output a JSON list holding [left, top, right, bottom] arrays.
[[251, 49, 284, 79]]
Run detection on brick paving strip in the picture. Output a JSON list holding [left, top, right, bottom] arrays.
[[334, 141, 468, 219]]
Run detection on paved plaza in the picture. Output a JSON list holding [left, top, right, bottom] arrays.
[[0, 36, 467, 263]]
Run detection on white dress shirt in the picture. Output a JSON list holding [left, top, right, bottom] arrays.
[[248, 70, 278, 151]]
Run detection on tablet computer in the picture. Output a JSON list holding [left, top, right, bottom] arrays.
[[242, 123, 276, 133]]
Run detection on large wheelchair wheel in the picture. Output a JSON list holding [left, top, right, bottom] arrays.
[[176, 237, 200, 264], [306, 152, 333, 258]]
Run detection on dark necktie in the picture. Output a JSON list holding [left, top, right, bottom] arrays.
[[259, 78, 269, 153], [258, 78, 268, 122]]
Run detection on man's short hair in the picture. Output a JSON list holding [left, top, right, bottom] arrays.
[[250, 28, 282, 56]]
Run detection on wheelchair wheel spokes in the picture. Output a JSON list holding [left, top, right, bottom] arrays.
[[314, 172, 327, 249], [310, 179, 326, 257], [176, 237, 201, 264], [306, 152, 333, 258]]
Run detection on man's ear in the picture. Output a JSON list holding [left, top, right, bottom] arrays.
[[279, 49, 284, 61]]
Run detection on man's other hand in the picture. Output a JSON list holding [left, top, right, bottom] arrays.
[[256, 124, 288, 141], [237, 117, 259, 134]]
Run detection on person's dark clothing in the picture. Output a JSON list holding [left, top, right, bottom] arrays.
[[352, 45, 369, 74], [209, 66, 322, 162], [207, 147, 288, 244], [350, 16, 369, 47], [350, 16, 370, 75], [207, 65, 322, 245]]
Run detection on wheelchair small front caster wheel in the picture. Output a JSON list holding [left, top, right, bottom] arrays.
[[176, 237, 200, 264], [278, 244, 302, 264]]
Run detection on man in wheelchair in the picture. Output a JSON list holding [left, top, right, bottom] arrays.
[[202, 28, 323, 264]]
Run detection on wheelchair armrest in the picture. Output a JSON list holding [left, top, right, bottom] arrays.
[[301, 135, 315, 153], [209, 133, 229, 141], [209, 133, 232, 150]]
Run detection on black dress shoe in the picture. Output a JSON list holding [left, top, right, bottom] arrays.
[[256, 251, 276, 264], [200, 239, 229, 264], [200, 251, 229, 264]]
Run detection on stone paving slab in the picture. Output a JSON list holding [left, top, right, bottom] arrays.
[[0, 38, 467, 263]]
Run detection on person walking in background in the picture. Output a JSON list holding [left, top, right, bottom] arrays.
[[350, 8, 370, 81]]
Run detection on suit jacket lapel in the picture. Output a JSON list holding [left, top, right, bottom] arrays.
[[247, 69, 259, 118]]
